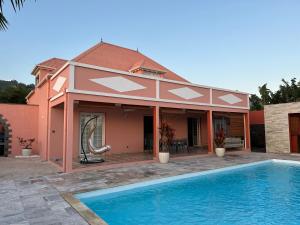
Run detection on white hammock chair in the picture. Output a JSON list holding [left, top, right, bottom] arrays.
[[80, 116, 111, 164], [87, 125, 111, 154]]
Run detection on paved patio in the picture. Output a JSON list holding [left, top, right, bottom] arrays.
[[1, 152, 300, 225]]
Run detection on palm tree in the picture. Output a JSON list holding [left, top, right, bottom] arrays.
[[258, 83, 272, 105], [0, 0, 26, 30]]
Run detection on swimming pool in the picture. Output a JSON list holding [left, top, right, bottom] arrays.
[[76, 160, 300, 225]]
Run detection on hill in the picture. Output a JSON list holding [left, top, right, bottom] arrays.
[[0, 80, 34, 104]]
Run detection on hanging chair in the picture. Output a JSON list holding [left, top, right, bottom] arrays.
[[80, 116, 111, 164], [87, 125, 111, 154]]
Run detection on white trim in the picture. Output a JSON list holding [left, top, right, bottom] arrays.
[[156, 80, 160, 99], [247, 94, 250, 109], [67, 89, 249, 110], [50, 92, 64, 102], [70, 61, 249, 95], [90, 76, 146, 92], [168, 87, 203, 100], [25, 90, 35, 100], [69, 64, 75, 90], [52, 77, 67, 92], [50, 62, 70, 81]]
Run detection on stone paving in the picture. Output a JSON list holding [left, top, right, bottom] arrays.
[[1, 152, 300, 225]]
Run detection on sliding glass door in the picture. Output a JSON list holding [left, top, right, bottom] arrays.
[[79, 112, 105, 154]]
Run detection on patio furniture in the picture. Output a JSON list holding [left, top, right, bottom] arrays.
[[224, 137, 244, 149], [80, 116, 111, 164], [171, 139, 188, 153]]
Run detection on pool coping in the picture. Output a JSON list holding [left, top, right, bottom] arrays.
[[62, 193, 108, 225], [63, 159, 300, 225]]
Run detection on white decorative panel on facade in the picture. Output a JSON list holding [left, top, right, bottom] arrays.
[[168, 87, 203, 100], [218, 94, 242, 104], [90, 76, 146, 92], [53, 76, 66, 92]]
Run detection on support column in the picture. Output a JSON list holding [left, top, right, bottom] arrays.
[[153, 105, 160, 159], [244, 112, 251, 151], [63, 94, 74, 173], [47, 106, 52, 161], [207, 110, 214, 153]]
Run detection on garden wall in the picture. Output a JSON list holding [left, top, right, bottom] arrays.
[[0, 103, 39, 156]]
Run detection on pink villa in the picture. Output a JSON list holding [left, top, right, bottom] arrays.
[[0, 42, 250, 172]]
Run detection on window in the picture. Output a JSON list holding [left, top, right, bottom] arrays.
[[35, 74, 40, 86], [213, 116, 230, 136], [79, 112, 105, 154]]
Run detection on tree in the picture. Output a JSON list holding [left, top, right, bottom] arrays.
[[250, 78, 300, 111], [258, 83, 272, 105], [0, 80, 34, 104], [0, 0, 26, 30], [249, 94, 263, 111]]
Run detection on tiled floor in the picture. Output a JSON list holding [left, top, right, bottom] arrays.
[[54, 150, 209, 170], [1, 152, 300, 225]]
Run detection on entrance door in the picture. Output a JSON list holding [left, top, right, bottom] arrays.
[[144, 116, 153, 151], [289, 114, 300, 153], [188, 118, 201, 147]]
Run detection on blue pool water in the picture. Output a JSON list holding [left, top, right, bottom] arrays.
[[77, 160, 300, 225]]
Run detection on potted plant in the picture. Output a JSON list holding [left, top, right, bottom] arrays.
[[214, 128, 225, 157], [17, 137, 35, 156], [159, 121, 174, 163]]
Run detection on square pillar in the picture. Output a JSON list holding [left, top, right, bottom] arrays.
[[207, 110, 213, 153], [153, 105, 160, 159], [63, 95, 74, 172], [244, 112, 251, 150], [47, 106, 52, 161]]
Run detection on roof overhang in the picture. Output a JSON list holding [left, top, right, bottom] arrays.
[[31, 65, 56, 76]]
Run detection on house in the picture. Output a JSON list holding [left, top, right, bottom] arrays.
[[0, 42, 250, 172], [263, 102, 300, 154]]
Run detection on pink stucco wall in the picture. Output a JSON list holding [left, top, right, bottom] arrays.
[[160, 81, 211, 104], [0, 104, 38, 155], [49, 66, 69, 98], [27, 78, 50, 160], [49, 106, 64, 161], [74, 67, 156, 98]]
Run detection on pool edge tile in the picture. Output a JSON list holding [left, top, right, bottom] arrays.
[[61, 193, 108, 225]]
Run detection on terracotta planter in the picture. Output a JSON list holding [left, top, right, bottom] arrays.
[[159, 152, 170, 163], [215, 147, 225, 157], [22, 148, 32, 156]]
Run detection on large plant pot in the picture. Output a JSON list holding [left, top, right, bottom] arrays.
[[159, 152, 170, 164], [22, 148, 32, 156], [215, 147, 225, 157]]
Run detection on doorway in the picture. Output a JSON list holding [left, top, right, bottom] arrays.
[[0, 114, 11, 157], [187, 118, 201, 147], [144, 116, 153, 151], [289, 113, 300, 153]]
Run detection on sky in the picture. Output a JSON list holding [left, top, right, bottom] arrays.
[[1, 0, 300, 94]]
